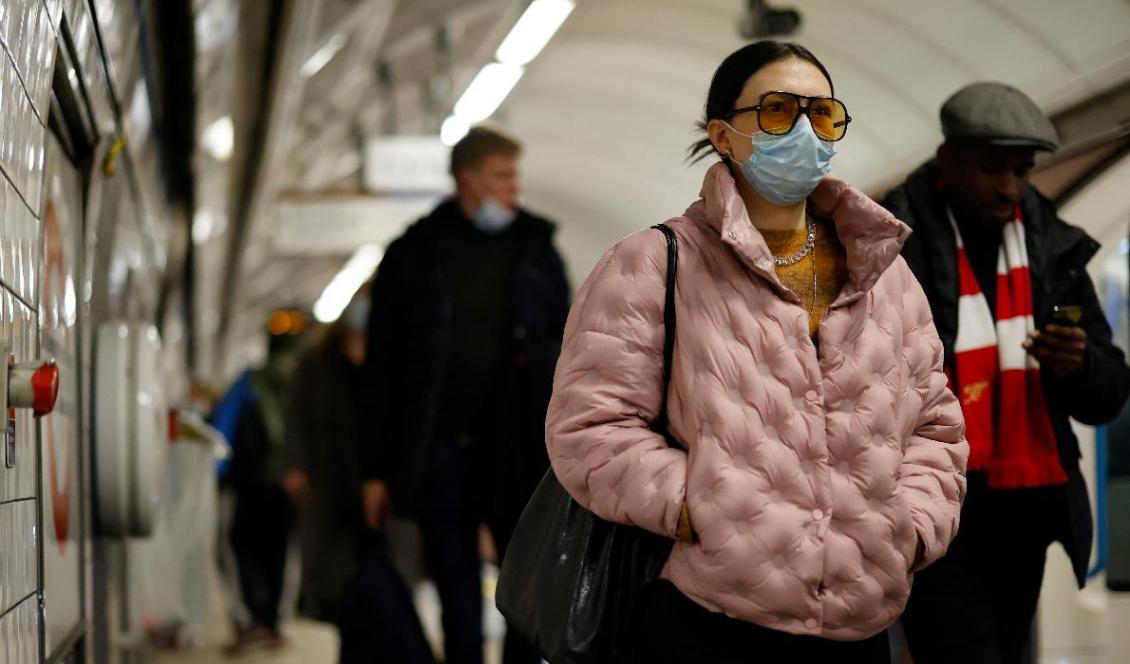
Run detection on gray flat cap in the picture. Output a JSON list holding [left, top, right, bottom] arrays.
[[940, 82, 1059, 151]]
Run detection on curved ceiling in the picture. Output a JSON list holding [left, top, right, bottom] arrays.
[[1061, 151, 1130, 279], [505, 0, 1130, 280], [191, 0, 1130, 372]]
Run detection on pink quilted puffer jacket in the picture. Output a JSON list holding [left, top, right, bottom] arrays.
[[546, 163, 969, 641]]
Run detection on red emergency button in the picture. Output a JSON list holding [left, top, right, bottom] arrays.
[[8, 359, 60, 417], [32, 361, 60, 417]]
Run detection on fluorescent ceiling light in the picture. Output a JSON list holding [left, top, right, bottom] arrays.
[[301, 33, 348, 78], [440, 115, 471, 146], [496, 0, 575, 66], [453, 63, 524, 122], [193, 210, 215, 244], [313, 243, 384, 323], [192, 209, 227, 244], [201, 116, 233, 161]]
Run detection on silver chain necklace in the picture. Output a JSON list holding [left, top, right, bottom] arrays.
[[772, 215, 817, 266], [809, 234, 818, 321]]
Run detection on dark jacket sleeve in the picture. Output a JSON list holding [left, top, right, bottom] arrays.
[[881, 185, 930, 285], [228, 399, 269, 489], [546, 242, 572, 342], [358, 238, 410, 481], [1051, 269, 1130, 425]]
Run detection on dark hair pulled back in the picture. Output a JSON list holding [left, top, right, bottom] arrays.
[[688, 41, 834, 164]]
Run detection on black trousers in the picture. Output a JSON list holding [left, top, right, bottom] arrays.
[[230, 484, 294, 632], [900, 474, 1070, 664], [418, 439, 540, 664], [636, 580, 890, 663]]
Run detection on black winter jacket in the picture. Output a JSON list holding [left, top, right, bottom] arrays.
[[359, 200, 570, 521], [285, 333, 366, 618], [882, 161, 1130, 586]]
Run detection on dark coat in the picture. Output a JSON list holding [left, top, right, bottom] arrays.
[[359, 200, 570, 526], [882, 160, 1130, 586], [226, 352, 300, 489], [284, 333, 367, 618]]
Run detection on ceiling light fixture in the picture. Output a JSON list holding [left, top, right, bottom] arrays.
[[453, 63, 525, 123], [313, 243, 384, 323], [201, 116, 234, 161], [439, 0, 575, 145], [301, 33, 348, 78], [495, 0, 576, 66], [440, 115, 471, 146]]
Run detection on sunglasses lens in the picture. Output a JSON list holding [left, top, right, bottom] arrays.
[[758, 93, 799, 135], [810, 98, 849, 141]]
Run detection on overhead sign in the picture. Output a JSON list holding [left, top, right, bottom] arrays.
[[363, 135, 452, 193], [272, 194, 440, 255]]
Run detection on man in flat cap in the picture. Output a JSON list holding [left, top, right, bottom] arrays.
[[883, 82, 1130, 663]]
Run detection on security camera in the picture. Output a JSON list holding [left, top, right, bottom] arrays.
[[739, 0, 802, 38]]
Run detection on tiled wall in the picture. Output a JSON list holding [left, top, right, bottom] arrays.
[[0, 500, 38, 626], [0, 177, 38, 317], [1, 0, 165, 656], [0, 0, 51, 208], [0, 0, 50, 308], [0, 289, 37, 505], [0, 0, 56, 628], [0, 594, 39, 664]]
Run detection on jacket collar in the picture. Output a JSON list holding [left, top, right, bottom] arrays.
[[1020, 190, 1098, 272], [688, 162, 911, 304], [408, 198, 556, 248], [904, 160, 1099, 283]]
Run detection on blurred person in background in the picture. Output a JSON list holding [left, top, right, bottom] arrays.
[[222, 309, 310, 656], [883, 82, 1130, 664], [282, 289, 434, 664], [359, 125, 570, 664]]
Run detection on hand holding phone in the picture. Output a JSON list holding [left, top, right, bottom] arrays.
[[1023, 304, 1087, 376]]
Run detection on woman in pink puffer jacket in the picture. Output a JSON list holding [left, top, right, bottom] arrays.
[[545, 41, 969, 662]]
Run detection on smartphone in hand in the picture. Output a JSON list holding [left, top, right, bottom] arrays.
[[1050, 304, 1082, 327]]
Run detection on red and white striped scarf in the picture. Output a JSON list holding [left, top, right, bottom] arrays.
[[948, 206, 1066, 488]]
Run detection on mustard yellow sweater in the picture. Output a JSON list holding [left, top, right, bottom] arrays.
[[761, 218, 849, 337]]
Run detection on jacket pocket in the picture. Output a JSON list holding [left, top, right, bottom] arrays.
[[891, 490, 918, 572], [682, 457, 718, 554]]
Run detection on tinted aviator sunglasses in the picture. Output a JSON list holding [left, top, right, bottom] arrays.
[[724, 91, 852, 142]]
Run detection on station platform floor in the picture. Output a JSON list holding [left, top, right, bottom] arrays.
[[150, 547, 1130, 664], [149, 571, 507, 664]]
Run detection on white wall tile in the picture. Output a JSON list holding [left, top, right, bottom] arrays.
[[0, 500, 38, 615]]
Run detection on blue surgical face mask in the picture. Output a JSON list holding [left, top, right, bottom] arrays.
[[723, 115, 836, 206], [472, 198, 517, 234]]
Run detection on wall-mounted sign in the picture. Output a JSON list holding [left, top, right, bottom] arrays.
[[363, 135, 452, 194], [273, 195, 438, 256]]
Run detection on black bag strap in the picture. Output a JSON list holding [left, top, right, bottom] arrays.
[[650, 223, 678, 439]]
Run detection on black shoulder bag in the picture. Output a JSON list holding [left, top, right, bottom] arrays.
[[496, 224, 680, 664]]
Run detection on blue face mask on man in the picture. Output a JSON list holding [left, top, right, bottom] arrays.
[[472, 198, 517, 234], [723, 115, 836, 206]]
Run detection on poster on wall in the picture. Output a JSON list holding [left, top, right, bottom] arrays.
[[40, 136, 84, 656]]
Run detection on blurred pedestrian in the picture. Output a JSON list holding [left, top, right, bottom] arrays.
[[359, 125, 570, 664], [223, 309, 309, 656], [883, 81, 1130, 664], [283, 293, 434, 664]]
